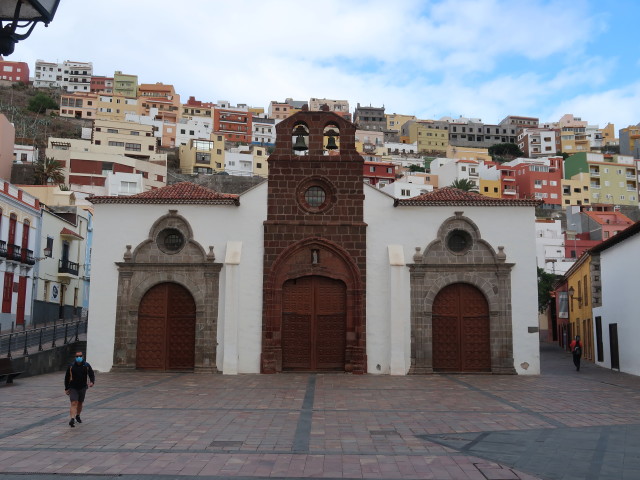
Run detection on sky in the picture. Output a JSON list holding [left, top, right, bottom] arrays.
[[11, 0, 640, 129]]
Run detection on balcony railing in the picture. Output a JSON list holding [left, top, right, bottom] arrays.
[[21, 249, 35, 265], [7, 244, 21, 262], [0, 240, 6, 257], [58, 259, 79, 276]]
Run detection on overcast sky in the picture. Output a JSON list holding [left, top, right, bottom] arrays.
[[12, 0, 640, 129]]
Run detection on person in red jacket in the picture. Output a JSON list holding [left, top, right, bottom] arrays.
[[569, 335, 583, 371]]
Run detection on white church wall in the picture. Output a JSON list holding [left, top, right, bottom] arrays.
[[88, 183, 267, 373], [364, 187, 540, 375]]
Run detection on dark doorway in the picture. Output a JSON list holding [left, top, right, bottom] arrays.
[[432, 283, 491, 372], [136, 282, 196, 371], [282, 276, 346, 371], [609, 323, 620, 370]]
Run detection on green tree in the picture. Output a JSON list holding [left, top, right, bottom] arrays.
[[34, 157, 65, 185], [449, 178, 478, 192], [27, 92, 58, 114], [537, 267, 559, 313], [408, 164, 425, 172], [488, 143, 524, 163]]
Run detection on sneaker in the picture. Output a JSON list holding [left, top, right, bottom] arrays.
[[69, 418, 75, 428], [75, 415, 82, 424]]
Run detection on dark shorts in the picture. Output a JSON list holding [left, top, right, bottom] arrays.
[[68, 387, 87, 403]]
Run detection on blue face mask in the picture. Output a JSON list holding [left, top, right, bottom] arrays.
[[75, 356, 83, 363]]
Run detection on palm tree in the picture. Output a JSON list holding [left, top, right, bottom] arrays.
[[34, 157, 65, 185], [449, 178, 478, 192]]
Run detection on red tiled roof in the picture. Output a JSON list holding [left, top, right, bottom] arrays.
[[395, 187, 542, 207], [60, 227, 84, 240], [89, 182, 240, 205]]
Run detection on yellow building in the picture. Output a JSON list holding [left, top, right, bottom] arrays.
[[405, 121, 448, 154], [386, 114, 416, 132], [252, 146, 268, 177], [446, 145, 491, 162], [59, 92, 98, 119], [95, 93, 141, 121], [560, 127, 590, 154], [601, 123, 616, 146], [479, 179, 501, 198], [561, 172, 591, 208], [178, 134, 225, 174], [565, 253, 593, 363], [113, 71, 138, 98], [92, 119, 156, 157]]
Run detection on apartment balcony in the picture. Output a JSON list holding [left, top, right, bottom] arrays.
[[468, 171, 478, 176], [0, 240, 6, 257], [7, 244, 21, 262], [590, 183, 600, 189], [502, 189, 517, 196], [502, 176, 515, 181], [627, 185, 637, 191], [58, 259, 79, 277], [589, 170, 599, 176], [21, 249, 35, 266], [627, 172, 636, 178]]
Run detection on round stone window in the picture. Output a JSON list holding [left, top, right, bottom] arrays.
[[446, 229, 472, 254], [157, 228, 185, 254]]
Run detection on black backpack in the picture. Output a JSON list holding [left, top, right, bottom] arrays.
[[573, 343, 582, 356]]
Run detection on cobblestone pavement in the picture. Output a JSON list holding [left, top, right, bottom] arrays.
[[1, 344, 639, 479]]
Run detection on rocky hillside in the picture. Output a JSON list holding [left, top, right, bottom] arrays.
[[0, 84, 85, 158]]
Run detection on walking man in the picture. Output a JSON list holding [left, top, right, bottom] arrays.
[[570, 335, 583, 371], [64, 350, 95, 427]]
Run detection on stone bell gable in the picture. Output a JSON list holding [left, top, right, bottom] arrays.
[[261, 106, 367, 374]]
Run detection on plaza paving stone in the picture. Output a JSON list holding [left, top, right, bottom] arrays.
[[0, 344, 639, 479]]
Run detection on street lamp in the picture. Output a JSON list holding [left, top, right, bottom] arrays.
[[0, 0, 60, 56]]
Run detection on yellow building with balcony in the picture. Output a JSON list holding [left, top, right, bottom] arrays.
[[178, 135, 225, 174], [566, 253, 593, 363]]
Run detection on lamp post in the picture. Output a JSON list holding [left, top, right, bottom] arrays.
[[0, 0, 60, 56]]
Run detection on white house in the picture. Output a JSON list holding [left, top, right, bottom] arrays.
[[0, 181, 40, 328], [430, 158, 480, 189], [87, 109, 541, 376], [591, 221, 640, 375], [535, 219, 574, 275]]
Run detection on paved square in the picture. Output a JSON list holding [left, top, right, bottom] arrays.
[[1, 344, 639, 479]]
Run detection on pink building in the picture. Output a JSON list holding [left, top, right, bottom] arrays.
[[0, 114, 15, 181], [0, 57, 29, 83]]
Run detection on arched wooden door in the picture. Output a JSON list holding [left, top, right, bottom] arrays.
[[136, 282, 196, 371], [282, 276, 346, 371], [432, 283, 491, 372]]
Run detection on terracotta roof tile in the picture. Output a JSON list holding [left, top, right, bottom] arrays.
[[89, 182, 240, 205], [395, 187, 541, 207], [60, 227, 84, 240]]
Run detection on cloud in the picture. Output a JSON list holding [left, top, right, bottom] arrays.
[[9, 0, 634, 129]]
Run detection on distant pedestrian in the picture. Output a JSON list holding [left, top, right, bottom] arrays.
[[570, 335, 583, 371], [64, 350, 95, 427]]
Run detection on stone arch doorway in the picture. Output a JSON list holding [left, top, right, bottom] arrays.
[[136, 282, 196, 371], [282, 275, 346, 371], [432, 283, 490, 372], [261, 237, 365, 374]]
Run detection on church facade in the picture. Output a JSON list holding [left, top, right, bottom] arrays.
[[88, 107, 541, 375]]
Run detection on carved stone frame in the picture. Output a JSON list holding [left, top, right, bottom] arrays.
[[409, 211, 516, 374], [112, 210, 221, 373]]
